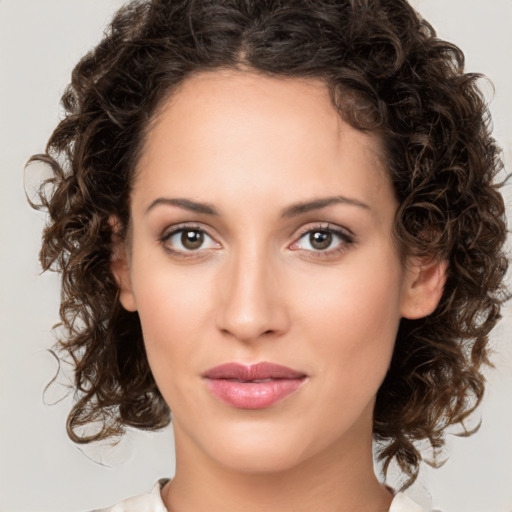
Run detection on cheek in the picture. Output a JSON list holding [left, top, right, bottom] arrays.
[[130, 257, 214, 378], [293, 252, 403, 385]]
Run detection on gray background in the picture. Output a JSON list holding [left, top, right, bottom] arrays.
[[1, 1, 511, 511]]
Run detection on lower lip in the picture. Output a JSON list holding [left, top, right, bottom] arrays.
[[205, 378, 305, 409]]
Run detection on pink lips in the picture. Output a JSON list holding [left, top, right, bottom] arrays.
[[203, 362, 307, 409]]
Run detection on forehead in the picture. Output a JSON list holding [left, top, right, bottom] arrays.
[[142, 71, 343, 162], [132, 70, 392, 215]]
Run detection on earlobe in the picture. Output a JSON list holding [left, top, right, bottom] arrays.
[[400, 257, 447, 320], [110, 217, 137, 313]]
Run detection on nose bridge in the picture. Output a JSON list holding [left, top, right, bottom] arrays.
[[217, 240, 286, 341]]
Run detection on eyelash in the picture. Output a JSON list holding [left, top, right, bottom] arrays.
[[290, 223, 355, 259], [160, 224, 219, 259], [159, 223, 355, 260]]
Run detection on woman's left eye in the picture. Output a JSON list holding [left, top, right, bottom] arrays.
[[161, 227, 220, 253], [291, 227, 353, 254]]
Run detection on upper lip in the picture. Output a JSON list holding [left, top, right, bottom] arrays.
[[202, 362, 307, 381]]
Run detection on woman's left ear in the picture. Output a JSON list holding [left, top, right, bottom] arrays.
[[400, 257, 448, 320]]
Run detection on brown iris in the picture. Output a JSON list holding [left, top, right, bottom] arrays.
[[310, 230, 332, 250], [181, 230, 204, 250]]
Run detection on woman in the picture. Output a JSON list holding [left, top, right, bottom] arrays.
[[27, 0, 508, 511]]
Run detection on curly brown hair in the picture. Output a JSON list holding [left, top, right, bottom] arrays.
[[29, 0, 508, 486]]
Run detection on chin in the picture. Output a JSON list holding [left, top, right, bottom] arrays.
[[199, 423, 316, 475], [215, 445, 307, 475]]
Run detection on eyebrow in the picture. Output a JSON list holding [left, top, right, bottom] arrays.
[[145, 197, 219, 215], [145, 195, 370, 217], [281, 195, 371, 218]]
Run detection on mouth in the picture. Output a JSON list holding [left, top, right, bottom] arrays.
[[202, 362, 308, 410]]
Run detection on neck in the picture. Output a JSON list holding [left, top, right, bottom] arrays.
[[163, 417, 392, 512]]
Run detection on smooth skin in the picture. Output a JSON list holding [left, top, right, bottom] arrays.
[[113, 70, 446, 512]]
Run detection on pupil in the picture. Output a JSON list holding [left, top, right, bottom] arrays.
[[182, 230, 204, 249], [310, 231, 332, 250]]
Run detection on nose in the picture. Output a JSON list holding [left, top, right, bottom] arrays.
[[215, 246, 289, 342]]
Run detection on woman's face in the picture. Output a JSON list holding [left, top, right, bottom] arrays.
[[116, 71, 430, 473]]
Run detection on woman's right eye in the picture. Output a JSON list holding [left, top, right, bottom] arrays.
[[161, 227, 220, 254]]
